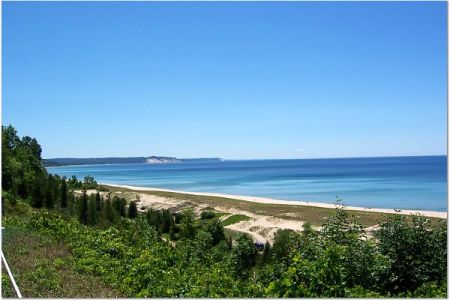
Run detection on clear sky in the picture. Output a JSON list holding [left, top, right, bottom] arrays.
[[3, 2, 447, 160]]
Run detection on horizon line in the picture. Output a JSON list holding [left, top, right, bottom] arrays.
[[43, 153, 447, 161]]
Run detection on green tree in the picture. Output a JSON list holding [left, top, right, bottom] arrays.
[[103, 198, 115, 223], [205, 219, 225, 245], [87, 194, 97, 225], [260, 241, 271, 264], [112, 196, 126, 218], [169, 214, 177, 239], [192, 230, 213, 263], [179, 209, 198, 239], [128, 201, 138, 219], [2, 125, 23, 194], [60, 178, 68, 208], [44, 174, 59, 209], [200, 210, 216, 220], [146, 209, 162, 232], [95, 192, 102, 212], [68, 175, 82, 189], [31, 174, 46, 208], [2, 125, 47, 201], [375, 214, 447, 294], [161, 209, 172, 233], [68, 192, 76, 216], [83, 175, 98, 189], [230, 234, 257, 277], [21, 135, 42, 160], [271, 229, 294, 262], [79, 191, 89, 224], [321, 202, 365, 245]]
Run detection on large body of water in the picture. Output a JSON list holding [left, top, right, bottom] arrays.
[[47, 156, 448, 211]]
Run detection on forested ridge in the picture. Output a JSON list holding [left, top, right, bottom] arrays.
[[1, 125, 447, 298]]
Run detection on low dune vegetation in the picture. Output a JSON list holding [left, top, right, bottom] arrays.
[[221, 214, 252, 226], [1, 125, 447, 298]]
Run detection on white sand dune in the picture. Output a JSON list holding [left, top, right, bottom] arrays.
[[103, 183, 447, 219]]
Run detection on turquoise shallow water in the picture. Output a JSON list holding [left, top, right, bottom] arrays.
[[47, 156, 448, 211]]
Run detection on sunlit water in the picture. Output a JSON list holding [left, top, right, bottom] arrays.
[[47, 156, 447, 211]]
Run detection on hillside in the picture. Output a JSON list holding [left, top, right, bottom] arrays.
[[2, 125, 447, 298]]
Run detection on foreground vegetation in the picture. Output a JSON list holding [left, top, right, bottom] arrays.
[[2, 226, 122, 297], [1, 125, 448, 298]]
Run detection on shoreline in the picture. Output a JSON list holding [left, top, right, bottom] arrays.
[[102, 183, 447, 219]]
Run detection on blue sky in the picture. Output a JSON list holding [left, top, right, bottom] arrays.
[[3, 2, 447, 159]]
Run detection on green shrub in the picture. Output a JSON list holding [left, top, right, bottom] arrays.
[[200, 210, 216, 220], [221, 214, 251, 226]]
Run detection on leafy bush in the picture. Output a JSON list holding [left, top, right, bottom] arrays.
[[230, 235, 257, 277], [375, 214, 447, 294]]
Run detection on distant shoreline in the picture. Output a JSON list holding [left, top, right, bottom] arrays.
[[45, 154, 446, 166], [43, 156, 223, 167], [103, 183, 447, 219]]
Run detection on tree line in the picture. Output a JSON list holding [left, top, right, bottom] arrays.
[[2, 125, 138, 225]]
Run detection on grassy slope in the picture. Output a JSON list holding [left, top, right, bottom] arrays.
[[1, 225, 122, 298], [104, 185, 399, 227], [221, 214, 252, 226]]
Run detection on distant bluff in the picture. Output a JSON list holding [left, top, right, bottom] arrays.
[[43, 156, 223, 167]]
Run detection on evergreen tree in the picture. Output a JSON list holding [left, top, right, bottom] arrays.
[[146, 209, 162, 232], [87, 194, 97, 225], [31, 173, 46, 208], [205, 219, 225, 245], [79, 191, 88, 224], [44, 174, 55, 209], [261, 241, 271, 264], [112, 196, 126, 217], [68, 192, 76, 216], [103, 198, 114, 223], [231, 235, 257, 277], [227, 236, 233, 250], [52, 175, 61, 206], [128, 201, 138, 219], [179, 208, 197, 239], [169, 215, 176, 239], [271, 229, 295, 262], [60, 178, 68, 208], [68, 175, 82, 189], [95, 192, 102, 212], [161, 209, 172, 233]]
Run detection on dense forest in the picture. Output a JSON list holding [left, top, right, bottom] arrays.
[[1, 125, 447, 298]]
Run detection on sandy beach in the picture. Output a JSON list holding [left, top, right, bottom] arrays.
[[93, 183, 447, 244], [103, 183, 447, 219]]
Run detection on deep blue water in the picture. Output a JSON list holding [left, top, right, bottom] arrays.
[[47, 156, 448, 211]]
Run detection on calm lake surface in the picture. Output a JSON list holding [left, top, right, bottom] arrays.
[[47, 156, 448, 211]]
